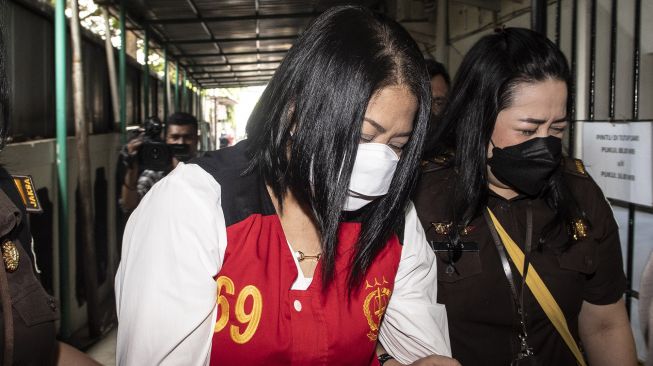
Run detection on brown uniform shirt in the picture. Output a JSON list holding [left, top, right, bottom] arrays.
[[0, 166, 58, 365], [413, 158, 626, 366]]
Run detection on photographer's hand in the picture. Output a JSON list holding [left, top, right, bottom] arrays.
[[126, 133, 145, 156]]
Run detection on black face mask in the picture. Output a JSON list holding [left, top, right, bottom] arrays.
[[488, 136, 562, 197]]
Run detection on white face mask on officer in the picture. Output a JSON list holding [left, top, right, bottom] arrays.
[[343, 142, 399, 211]]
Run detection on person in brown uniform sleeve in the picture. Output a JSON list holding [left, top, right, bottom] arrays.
[[0, 5, 59, 362], [0, 9, 100, 364], [414, 27, 636, 366], [0, 168, 59, 365]]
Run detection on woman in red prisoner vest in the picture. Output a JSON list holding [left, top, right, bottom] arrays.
[[115, 6, 453, 366], [207, 164, 403, 365]]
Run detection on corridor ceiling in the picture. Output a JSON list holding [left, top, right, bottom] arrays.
[[122, 0, 391, 88]]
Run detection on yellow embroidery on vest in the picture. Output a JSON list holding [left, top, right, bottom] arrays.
[[214, 276, 235, 333], [363, 276, 391, 341], [214, 275, 263, 345], [231, 285, 262, 344]]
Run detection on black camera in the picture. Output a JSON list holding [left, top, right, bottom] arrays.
[[138, 117, 191, 171]]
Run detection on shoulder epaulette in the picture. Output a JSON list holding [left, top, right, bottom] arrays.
[[563, 157, 589, 178], [11, 175, 43, 213]]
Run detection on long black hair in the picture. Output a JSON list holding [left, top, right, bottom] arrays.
[[433, 27, 585, 249], [246, 6, 430, 291]]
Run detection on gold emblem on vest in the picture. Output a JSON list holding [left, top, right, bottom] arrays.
[[570, 219, 589, 241], [2, 239, 19, 273], [363, 276, 391, 341], [431, 222, 452, 235], [431, 222, 475, 236]]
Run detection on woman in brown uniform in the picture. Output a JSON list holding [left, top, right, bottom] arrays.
[[414, 28, 636, 365]]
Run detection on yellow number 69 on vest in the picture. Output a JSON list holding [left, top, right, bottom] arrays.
[[214, 275, 263, 344]]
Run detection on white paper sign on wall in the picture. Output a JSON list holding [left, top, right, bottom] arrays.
[[581, 121, 653, 207]]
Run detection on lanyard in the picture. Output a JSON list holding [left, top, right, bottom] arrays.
[[483, 203, 535, 364]]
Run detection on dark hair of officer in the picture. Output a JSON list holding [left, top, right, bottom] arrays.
[[432, 27, 585, 251], [246, 5, 430, 290], [425, 59, 450, 87]]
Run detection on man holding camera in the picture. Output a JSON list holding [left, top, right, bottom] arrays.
[[119, 112, 199, 212]]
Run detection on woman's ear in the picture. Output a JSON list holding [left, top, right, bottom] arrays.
[[487, 139, 495, 159]]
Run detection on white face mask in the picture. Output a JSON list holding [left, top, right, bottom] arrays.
[[343, 143, 400, 211]]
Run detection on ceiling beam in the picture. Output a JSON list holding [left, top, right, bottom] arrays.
[[193, 74, 276, 81], [202, 79, 269, 83], [188, 67, 277, 75], [165, 35, 296, 45], [184, 59, 280, 68], [195, 73, 275, 81], [175, 49, 287, 58], [200, 76, 270, 82], [192, 72, 275, 77], [200, 79, 265, 83], [192, 68, 277, 76], [146, 12, 318, 25], [182, 0, 224, 64], [202, 83, 268, 88]]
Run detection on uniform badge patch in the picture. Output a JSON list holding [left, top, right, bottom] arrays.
[[12, 175, 43, 213]]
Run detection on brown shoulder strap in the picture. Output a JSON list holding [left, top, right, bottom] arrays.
[[562, 157, 589, 178]]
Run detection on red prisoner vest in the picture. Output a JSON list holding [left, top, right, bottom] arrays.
[[193, 141, 402, 366]]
